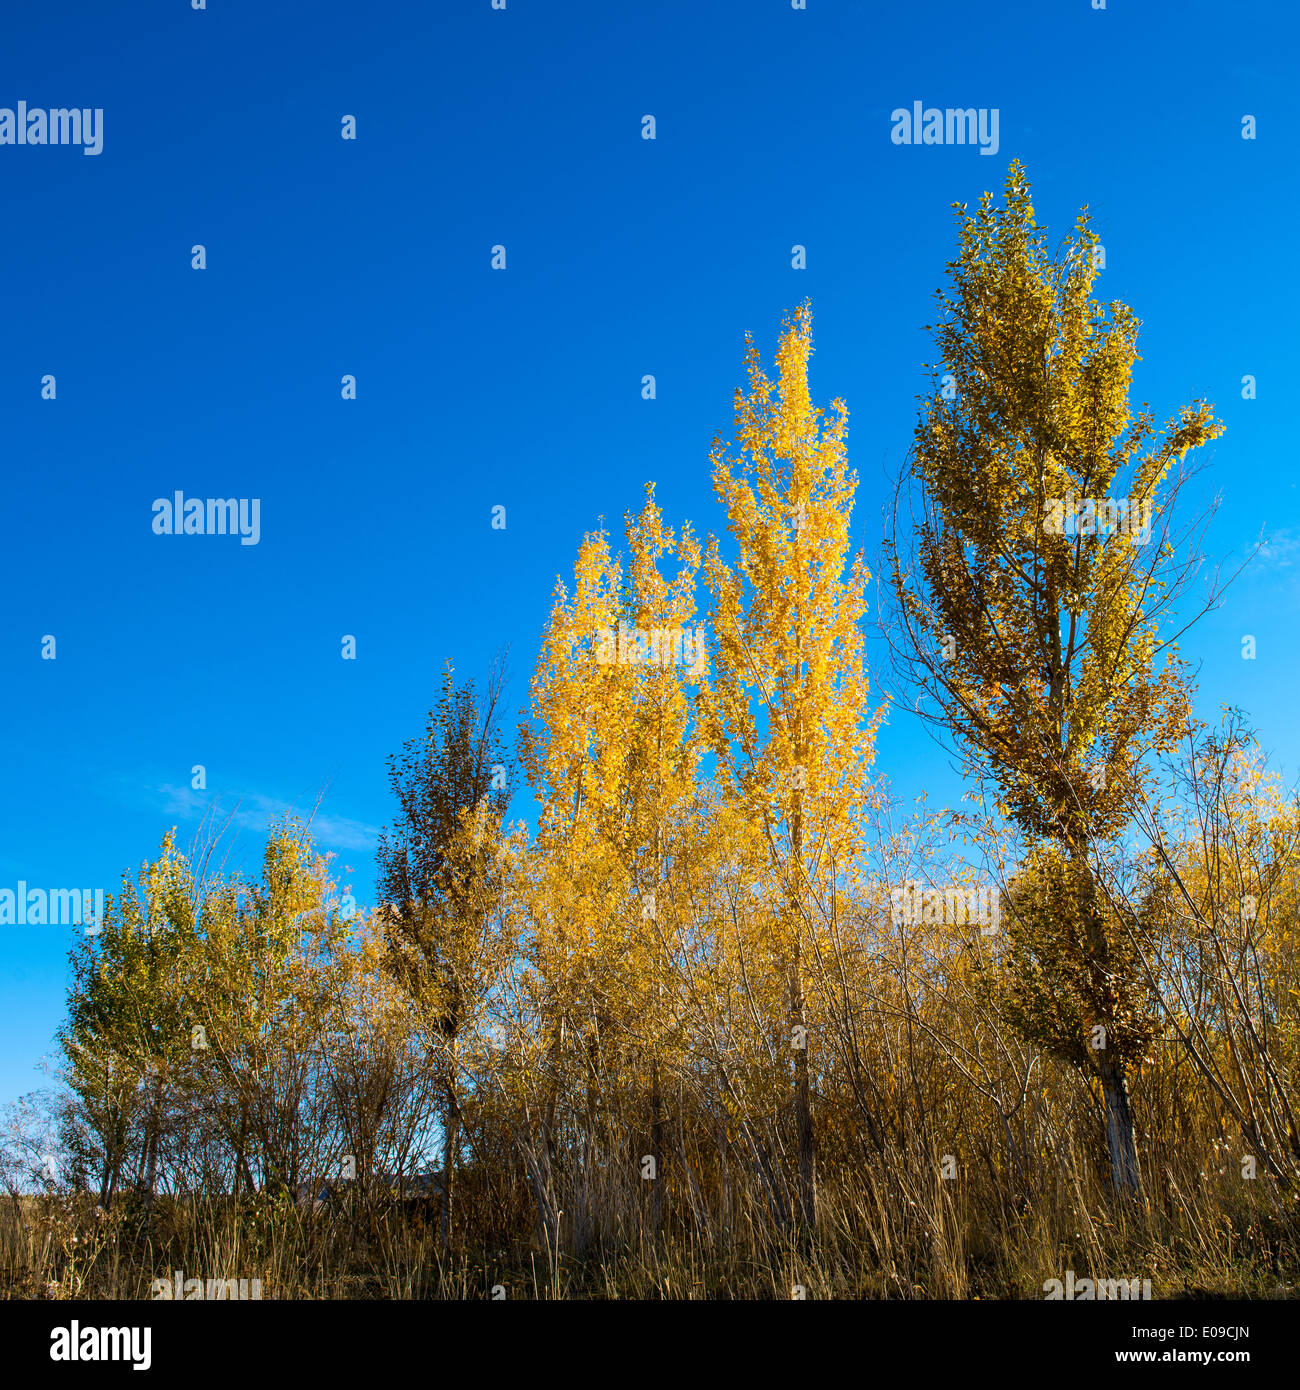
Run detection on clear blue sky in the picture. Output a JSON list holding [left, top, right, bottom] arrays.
[[1, 0, 1296, 1107]]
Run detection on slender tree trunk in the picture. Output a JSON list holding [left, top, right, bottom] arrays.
[[1098, 1053, 1143, 1196], [574, 1032, 601, 1256], [233, 1108, 250, 1200], [790, 804, 817, 1231], [1072, 840, 1144, 1198], [141, 1072, 162, 1214], [98, 1118, 121, 1209], [791, 948, 816, 1229], [104, 1113, 124, 1209], [440, 1043, 458, 1254], [141, 1128, 160, 1213], [649, 1059, 664, 1235]]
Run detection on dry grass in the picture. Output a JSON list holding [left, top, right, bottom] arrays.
[[4, 1129, 1296, 1301]]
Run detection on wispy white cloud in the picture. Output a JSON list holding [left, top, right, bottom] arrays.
[[154, 785, 379, 853], [1257, 527, 1300, 571]]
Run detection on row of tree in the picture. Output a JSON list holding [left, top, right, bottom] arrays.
[[36, 165, 1300, 1262]]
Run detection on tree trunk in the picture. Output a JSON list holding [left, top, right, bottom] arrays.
[[232, 1109, 255, 1200], [649, 1059, 664, 1235], [790, 798, 817, 1232], [440, 1043, 458, 1254], [1098, 1053, 1143, 1197], [99, 1119, 121, 1209], [1070, 840, 1143, 1199], [791, 955, 817, 1230], [140, 1069, 162, 1214], [141, 1127, 160, 1213]]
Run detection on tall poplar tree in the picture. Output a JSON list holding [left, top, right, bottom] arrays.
[[377, 663, 514, 1249], [518, 489, 705, 1235], [885, 161, 1225, 1195], [702, 304, 876, 1230]]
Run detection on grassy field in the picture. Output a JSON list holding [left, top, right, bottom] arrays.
[[4, 1139, 1296, 1301]]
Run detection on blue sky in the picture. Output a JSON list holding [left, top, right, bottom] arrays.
[[1, 0, 1296, 1107]]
